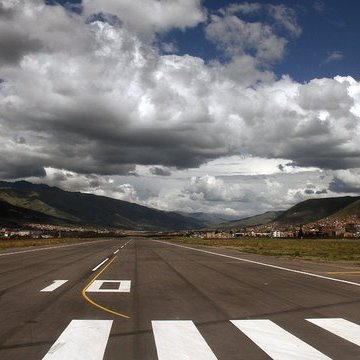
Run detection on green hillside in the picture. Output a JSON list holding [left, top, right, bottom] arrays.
[[330, 199, 360, 219], [0, 181, 204, 230], [275, 196, 360, 224], [217, 211, 283, 229]]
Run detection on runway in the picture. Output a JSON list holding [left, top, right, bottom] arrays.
[[0, 238, 359, 359]]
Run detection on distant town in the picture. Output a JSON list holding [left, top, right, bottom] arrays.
[[2, 215, 360, 240]]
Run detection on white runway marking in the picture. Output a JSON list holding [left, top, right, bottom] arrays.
[[152, 320, 218, 360], [92, 258, 109, 272], [86, 280, 131, 292], [113, 249, 119, 254], [155, 241, 360, 288], [307, 318, 360, 346], [40, 280, 68, 292], [121, 239, 133, 249], [42, 320, 112, 360], [231, 319, 331, 360]]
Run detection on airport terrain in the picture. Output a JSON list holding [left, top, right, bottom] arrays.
[[1, 238, 360, 359]]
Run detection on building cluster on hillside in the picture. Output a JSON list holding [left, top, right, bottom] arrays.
[[181, 219, 360, 239], [0, 224, 126, 239], [1, 215, 360, 240]]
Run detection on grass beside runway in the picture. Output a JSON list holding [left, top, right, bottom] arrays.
[[0, 237, 108, 250], [162, 237, 360, 262]]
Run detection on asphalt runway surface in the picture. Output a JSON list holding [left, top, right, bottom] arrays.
[[0, 238, 360, 359]]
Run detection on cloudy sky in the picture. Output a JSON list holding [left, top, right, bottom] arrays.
[[1, 0, 360, 218]]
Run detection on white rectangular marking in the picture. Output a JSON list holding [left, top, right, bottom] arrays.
[[152, 320, 218, 360], [307, 318, 360, 346], [231, 320, 331, 360], [86, 280, 131, 292], [42, 320, 112, 360], [113, 249, 119, 254], [40, 280, 68, 292], [92, 258, 109, 272]]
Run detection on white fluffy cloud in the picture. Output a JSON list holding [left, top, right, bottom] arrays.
[[1, 1, 360, 216], [2, 1, 360, 180], [83, 0, 206, 39], [184, 175, 253, 202], [329, 169, 360, 193], [206, 3, 301, 62]]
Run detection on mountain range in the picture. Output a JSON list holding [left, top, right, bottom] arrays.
[[1, 181, 360, 230], [0, 181, 204, 230]]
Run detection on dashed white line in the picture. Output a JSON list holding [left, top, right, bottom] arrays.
[[40, 280, 68, 292], [155, 241, 360, 288], [113, 249, 119, 254], [92, 258, 109, 272], [121, 239, 133, 249], [42, 320, 112, 360]]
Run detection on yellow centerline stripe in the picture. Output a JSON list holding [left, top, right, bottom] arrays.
[[81, 256, 130, 319]]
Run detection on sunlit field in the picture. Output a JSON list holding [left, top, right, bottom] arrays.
[[165, 237, 360, 262]]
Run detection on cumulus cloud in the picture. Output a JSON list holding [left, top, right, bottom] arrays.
[[286, 183, 329, 204], [184, 175, 255, 202], [205, 3, 301, 63], [1, 1, 360, 185], [328, 169, 360, 193], [31, 167, 139, 202], [82, 0, 206, 39]]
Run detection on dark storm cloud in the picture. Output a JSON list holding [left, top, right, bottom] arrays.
[[149, 167, 172, 176], [1, 1, 360, 182], [316, 189, 327, 195], [329, 178, 360, 194], [0, 159, 46, 179], [0, 3, 14, 18], [0, 27, 42, 64]]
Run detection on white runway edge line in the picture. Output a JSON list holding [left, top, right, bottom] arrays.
[[42, 320, 112, 360], [154, 241, 360, 288], [0, 239, 115, 257], [152, 320, 218, 360], [40, 280, 68, 292], [92, 258, 109, 272], [231, 320, 331, 360], [307, 318, 360, 347]]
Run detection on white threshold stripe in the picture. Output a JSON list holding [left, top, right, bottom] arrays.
[[231, 320, 331, 360], [0, 239, 114, 257], [42, 320, 112, 360], [92, 258, 109, 272], [40, 280, 68, 292], [155, 241, 360, 288], [307, 318, 360, 346], [152, 320, 218, 360]]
